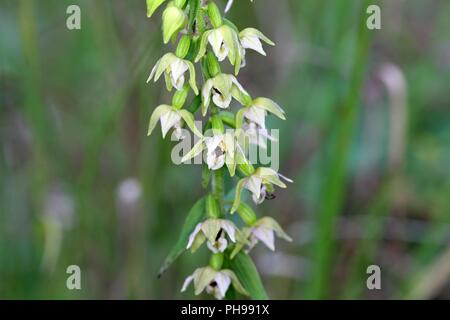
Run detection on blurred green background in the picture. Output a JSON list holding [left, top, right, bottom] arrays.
[[1, 0, 449, 299]]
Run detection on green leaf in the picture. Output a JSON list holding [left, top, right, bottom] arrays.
[[158, 197, 206, 277], [229, 251, 269, 300]]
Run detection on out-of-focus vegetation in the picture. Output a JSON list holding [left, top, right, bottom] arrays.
[[1, 0, 449, 299]]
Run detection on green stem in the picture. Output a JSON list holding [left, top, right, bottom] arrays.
[[211, 168, 225, 216]]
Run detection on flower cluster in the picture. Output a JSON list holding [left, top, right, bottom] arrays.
[[146, 0, 292, 299]]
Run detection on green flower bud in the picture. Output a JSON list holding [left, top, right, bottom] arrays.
[[209, 253, 224, 270], [206, 194, 220, 218], [236, 202, 257, 225], [206, 51, 221, 77], [176, 35, 191, 58], [207, 2, 223, 28], [172, 84, 190, 109], [196, 8, 206, 34], [162, 3, 187, 44], [211, 115, 224, 134]]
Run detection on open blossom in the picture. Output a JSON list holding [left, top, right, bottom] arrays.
[[239, 28, 275, 56], [196, 25, 242, 75], [181, 266, 247, 300], [147, 53, 198, 94], [232, 167, 293, 212], [246, 217, 292, 251], [187, 218, 238, 253], [147, 104, 202, 139], [237, 97, 285, 148], [204, 133, 233, 171], [231, 216, 292, 257], [181, 131, 246, 176], [202, 74, 249, 115], [240, 122, 274, 149]]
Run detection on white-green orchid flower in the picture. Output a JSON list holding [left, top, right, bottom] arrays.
[[239, 28, 274, 57], [237, 97, 286, 129], [205, 133, 233, 171], [147, 105, 202, 139], [181, 266, 248, 300], [181, 131, 246, 176], [186, 218, 238, 253], [241, 122, 275, 149], [196, 25, 242, 75], [236, 97, 285, 148], [201, 74, 250, 116], [231, 216, 292, 257], [231, 167, 293, 212], [246, 217, 292, 251], [147, 53, 198, 94]]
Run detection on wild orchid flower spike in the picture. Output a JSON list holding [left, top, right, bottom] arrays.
[[231, 167, 293, 212], [186, 218, 238, 253], [146, 0, 292, 300], [147, 53, 198, 94], [147, 104, 202, 139], [202, 74, 250, 115], [181, 266, 248, 300]]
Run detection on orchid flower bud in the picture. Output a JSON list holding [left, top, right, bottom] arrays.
[[162, 3, 187, 44], [207, 2, 223, 28], [235, 202, 257, 225], [176, 35, 191, 59]]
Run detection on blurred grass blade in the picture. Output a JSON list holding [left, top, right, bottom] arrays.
[[158, 197, 205, 277], [229, 252, 269, 300], [306, 1, 371, 299]]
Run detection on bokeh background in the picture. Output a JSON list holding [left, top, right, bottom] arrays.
[[1, 0, 450, 299]]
